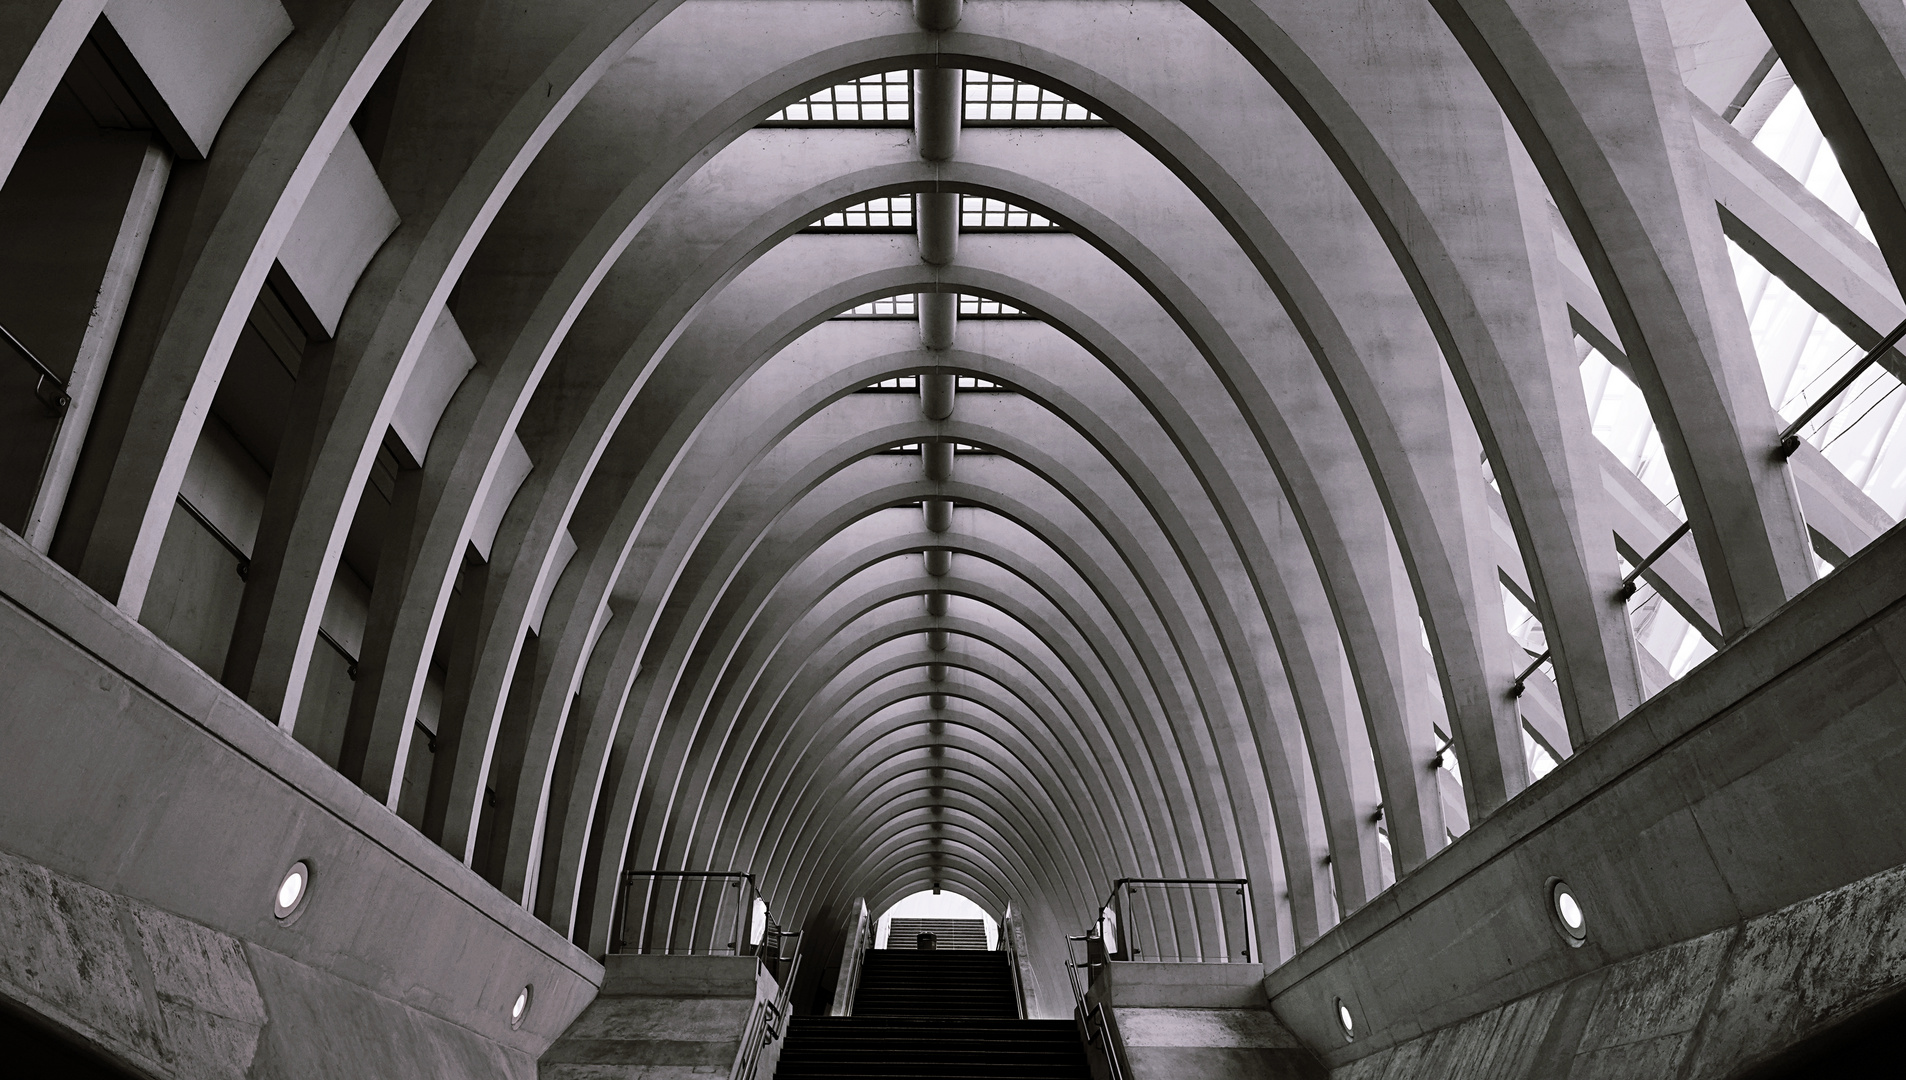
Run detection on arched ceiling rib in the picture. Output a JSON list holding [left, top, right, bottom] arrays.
[[39, 0, 1890, 992]]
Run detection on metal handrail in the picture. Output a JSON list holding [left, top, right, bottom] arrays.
[[1776, 317, 1906, 458], [2, 321, 69, 414], [615, 870, 760, 956], [317, 627, 359, 678], [1095, 877, 1255, 963], [175, 493, 250, 579], [1064, 934, 1127, 1080], [733, 949, 801, 1080]]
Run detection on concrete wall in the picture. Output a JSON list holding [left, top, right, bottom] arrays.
[[1267, 520, 1906, 1078], [0, 527, 601, 1078], [1330, 859, 1906, 1080], [1086, 962, 1322, 1080], [541, 954, 781, 1079]]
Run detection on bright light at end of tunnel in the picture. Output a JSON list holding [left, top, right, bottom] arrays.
[[874, 889, 998, 948]]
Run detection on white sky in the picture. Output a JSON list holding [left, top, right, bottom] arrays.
[[874, 889, 999, 949]]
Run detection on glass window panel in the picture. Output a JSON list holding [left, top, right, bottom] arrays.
[[963, 72, 1102, 124], [765, 71, 912, 124]]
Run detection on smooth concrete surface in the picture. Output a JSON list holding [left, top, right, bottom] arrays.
[[1086, 963, 1322, 1080], [1328, 860, 1906, 1080], [1268, 519, 1906, 1072], [3, 2, 1906, 1077], [103, 0, 292, 157], [0, 528, 600, 1077], [542, 954, 780, 1079]]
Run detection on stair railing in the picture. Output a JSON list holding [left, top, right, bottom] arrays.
[[3, 321, 70, 415], [828, 898, 872, 1015], [1001, 904, 1029, 1018], [614, 870, 758, 956], [1095, 877, 1255, 963], [1064, 932, 1127, 1080], [732, 948, 801, 1080]]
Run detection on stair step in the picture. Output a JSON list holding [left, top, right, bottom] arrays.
[[778, 955, 1089, 1080]]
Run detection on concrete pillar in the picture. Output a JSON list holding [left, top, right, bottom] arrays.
[[918, 291, 956, 350], [916, 190, 958, 265], [912, 67, 962, 161], [924, 548, 952, 577], [927, 661, 948, 682], [925, 592, 948, 617], [913, 0, 962, 32], [920, 370, 955, 419], [921, 439, 954, 482], [927, 627, 949, 651], [922, 496, 952, 532], [929, 692, 948, 710]]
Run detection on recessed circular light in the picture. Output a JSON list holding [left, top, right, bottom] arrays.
[[510, 985, 533, 1029], [274, 861, 310, 920], [1336, 997, 1355, 1040], [1550, 879, 1587, 945]]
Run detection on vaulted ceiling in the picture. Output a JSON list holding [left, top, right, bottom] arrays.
[[22, 0, 1906, 984]]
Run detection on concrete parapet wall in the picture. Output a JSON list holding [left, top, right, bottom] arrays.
[[1088, 963, 1323, 1079], [1097, 961, 1268, 1010], [1330, 860, 1906, 1080], [1269, 521, 1906, 1075], [0, 531, 600, 1077], [542, 954, 779, 1079]]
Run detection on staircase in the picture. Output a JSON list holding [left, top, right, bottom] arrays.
[[775, 949, 1091, 1079], [855, 949, 1017, 1016]]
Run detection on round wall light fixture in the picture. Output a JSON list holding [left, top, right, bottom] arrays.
[[1335, 997, 1356, 1041], [510, 985, 533, 1029], [273, 861, 311, 920], [1550, 879, 1587, 945]]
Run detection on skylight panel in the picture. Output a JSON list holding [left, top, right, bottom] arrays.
[[856, 375, 1005, 393], [960, 196, 1058, 230], [964, 72, 1101, 124], [960, 295, 1028, 317], [764, 71, 911, 124], [806, 194, 1059, 232], [836, 295, 916, 318], [811, 196, 915, 230]]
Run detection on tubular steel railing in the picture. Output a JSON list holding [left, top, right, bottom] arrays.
[[1093, 877, 1255, 963], [1064, 933, 1127, 1080], [733, 943, 801, 1080], [2, 321, 69, 415], [614, 870, 762, 957]]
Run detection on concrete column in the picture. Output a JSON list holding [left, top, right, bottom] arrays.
[[922, 496, 953, 532], [920, 370, 955, 419], [925, 592, 948, 617], [927, 661, 949, 682], [23, 142, 170, 551], [916, 191, 959, 265], [921, 439, 954, 482], [924, 548, 951, 576], [927, 627, 949, 651], [912, 0, 962, 32], [918, 291, 956, 349], [911, 67, 962, 162]]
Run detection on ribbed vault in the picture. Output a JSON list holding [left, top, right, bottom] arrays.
[[18, 0, 1904, 1016]]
